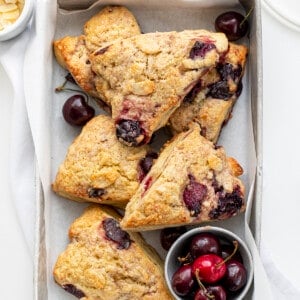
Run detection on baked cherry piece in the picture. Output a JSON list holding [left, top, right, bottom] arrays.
[[160, 226, 187, 251], [224, 260, 247, 292], [116, 119, 145, 146], [138, 152, 158, 182], [190, 233, 221, 258], [62, 94, 95, 126], [62, 284, 85, 298], [189, 41, 216, 59], [102, 218, 132, 250], [183, 174, 208, 217], [207, 81, 231, 100], [88, 188, 106, 198], [215, 11, 249, 41], [192, 254, 226, 284], [171, 264, 195, 296]]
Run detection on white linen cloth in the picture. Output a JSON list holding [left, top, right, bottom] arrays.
[[0, 25, 36, 258], [0, 0, 299, 298]]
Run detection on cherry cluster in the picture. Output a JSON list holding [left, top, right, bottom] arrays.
[[170, 232, 247, 299]]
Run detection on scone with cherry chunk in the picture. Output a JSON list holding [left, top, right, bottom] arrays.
[[90, 30, 229, 146], [121, 123, 245, 231], [169, 42, 248, 143], [53, 205, 172, 300], [53, 5, 141, 101], [52, 115, 156, 207]]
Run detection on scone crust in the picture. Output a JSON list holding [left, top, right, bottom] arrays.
[[121, 123, 245, 231], [53, 35, 99, 98], [53, 205, 172, 300], [52, 115, 150, 207]]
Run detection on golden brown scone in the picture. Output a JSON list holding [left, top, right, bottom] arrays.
[[53, 205, 172, 300], [53, 6, 141, 101], [121, 123, 245, 231], [90, 30, 229, 146], [52, 115, 154, 207], [53, 35, 99, 98], [84, 5, 141, 53], [169, 43, 248, 143]]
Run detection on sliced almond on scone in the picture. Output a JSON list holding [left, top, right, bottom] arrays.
[[121, 123, 245, 231]]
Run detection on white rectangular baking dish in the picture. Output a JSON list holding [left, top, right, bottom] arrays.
[[29, 0, 264, 299]]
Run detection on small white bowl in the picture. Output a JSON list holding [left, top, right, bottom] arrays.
[[0, 0, 34, 42], [165, 226, 254, 300]]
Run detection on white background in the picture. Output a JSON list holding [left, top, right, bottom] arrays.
[[0, 3, 300, 299]]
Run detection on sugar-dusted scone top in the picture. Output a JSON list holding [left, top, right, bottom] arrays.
[[169, 42, 248, 143], [84, 5, 141, 53], [53, 205, 172, 300], [53, 6, 141, 101], [90, 30, 228, 146], [121, 123, 245, 231], [52, 115, 151, 207]]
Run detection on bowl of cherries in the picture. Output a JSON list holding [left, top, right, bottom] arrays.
[[164, 226, 253, 300]]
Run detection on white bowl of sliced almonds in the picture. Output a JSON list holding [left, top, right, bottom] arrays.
[[0, 0, 34, 41]]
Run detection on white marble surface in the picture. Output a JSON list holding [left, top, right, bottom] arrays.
[[0, 4, 300, 299], [261, 3, 300, 295]]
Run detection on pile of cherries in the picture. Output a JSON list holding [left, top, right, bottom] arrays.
[[167, 230, 247, 299]]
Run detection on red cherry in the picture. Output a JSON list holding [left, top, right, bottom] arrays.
[[194, 289, 208, 300], [192, 254, 226, 284], [171, 264, 195, 296], [62, 94, 95, 126]]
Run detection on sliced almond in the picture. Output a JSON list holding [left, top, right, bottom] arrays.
[[0, 3, 17, 12], [4, 0, 17, 4], [17, 2, 23, 11], [2, 8, 19, 20], [0, 15, 13, 27]]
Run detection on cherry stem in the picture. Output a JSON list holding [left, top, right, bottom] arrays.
[[240, 6, 254, 27], [55, 86, 90, 103], [55, 79, 68, 92], [216, 240, 239, 268], [194, 269, 215, 300], [177, 252, 192, 265]]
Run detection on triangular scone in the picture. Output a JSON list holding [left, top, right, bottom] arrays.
[[90, 30, 228, 146], [54, 205, 172, 299], [53, 6, 141, 101], [121, 123, 245, 231], [169, 43, 248, 143], [52, 115, 153, 207]]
